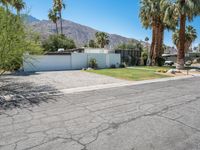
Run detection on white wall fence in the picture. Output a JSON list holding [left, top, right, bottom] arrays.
[[23, 53, 121, 72]]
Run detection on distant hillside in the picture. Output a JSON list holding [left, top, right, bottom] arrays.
[[27, 16, 139, 48], [23, 15, 40, 23]]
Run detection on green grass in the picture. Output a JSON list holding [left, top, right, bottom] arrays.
[[132, 66, 174, 71], [86, 67, 171, 81]]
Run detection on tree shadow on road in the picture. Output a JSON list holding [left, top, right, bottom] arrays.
[[0, 77, 62, 110]]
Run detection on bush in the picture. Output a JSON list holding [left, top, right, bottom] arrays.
[[88, 58, 98, 69], [110, 64, 116, 68], [119, 63, 126, 68], [142, 51, 148, 66], [42, 35, 76, 52], [157, 57, 165, 66]]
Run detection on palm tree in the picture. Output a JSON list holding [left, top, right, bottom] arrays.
[[161, 0, 200, 69], [53, 0, 65, 35], [173, 26, 197, 53], [140, 0, 176, 66], [12, 0, 25, 15], [48, 9, 59, 34], [95, 32, 110, 48], [139, 0, 164, 66], [0, 0, 11, 9]]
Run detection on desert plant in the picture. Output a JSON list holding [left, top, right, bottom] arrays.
[[110, 64, 116, 68], [119, 63, 126, 68], [88, 58, 98, 69], [95, 32, 109, 48]]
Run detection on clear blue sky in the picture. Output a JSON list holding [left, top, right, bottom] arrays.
[[24, 0, 200, 47]]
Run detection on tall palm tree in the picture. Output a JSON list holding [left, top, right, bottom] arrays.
[[0, 0, 11, 10], [48, 9, 59, 34], [95, 32, 109, 48], [161, 0, 200, 69], [173, 26, 197, 53], [12, 0, 25, 15], [140, 0, 176, 66], [139, 0, 165, 66], [53, 0, 65, 35]]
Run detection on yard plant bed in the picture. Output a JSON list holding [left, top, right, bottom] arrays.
[[86, 67, 171, 81]]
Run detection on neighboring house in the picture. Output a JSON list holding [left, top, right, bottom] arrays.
[[162, 52, 200, 63], [115, 49, 141, 66]]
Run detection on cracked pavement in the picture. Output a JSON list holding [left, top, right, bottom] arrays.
[[1, 77, 200, 150]]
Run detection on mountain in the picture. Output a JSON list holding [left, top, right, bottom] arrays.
[[27, 16, 139, 48], [23, 15, 40, 23]]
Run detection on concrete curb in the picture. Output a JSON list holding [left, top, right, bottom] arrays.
[[60, 76, 194, 94]]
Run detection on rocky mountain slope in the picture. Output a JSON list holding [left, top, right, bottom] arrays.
[[27, 16, 139, 48]]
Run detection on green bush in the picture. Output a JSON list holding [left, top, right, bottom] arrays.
[[88, 58, 98, 69], [42, 35, 76, 52], [110, 64, 116, 68], [141, 51, 148, 66], [157, 57, 165, 66], [119, 63, 126, 68]]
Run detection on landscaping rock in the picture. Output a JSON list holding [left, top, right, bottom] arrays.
[[87, 68, 93, 71], [167, 69, 182, 74], [190, 69, 200, 72], [167, 69, 176, 74]]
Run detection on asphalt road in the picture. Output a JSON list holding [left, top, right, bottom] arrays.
[[1, 77, 200, 150]]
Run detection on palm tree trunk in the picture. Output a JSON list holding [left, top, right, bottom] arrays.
[[59, 11, 63, 35], [177, 14, 186, 70], [152, 22, 159, 66], [55, 21, 59, 34], [158, 24, 164, 57], [150, 22, 156, 66]]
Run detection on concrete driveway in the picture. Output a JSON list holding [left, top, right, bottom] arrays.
[[0, 77, 200, 150], [3, 71, 126, 90]]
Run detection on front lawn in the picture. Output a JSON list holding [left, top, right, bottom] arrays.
[[86, 67, 171, 81]]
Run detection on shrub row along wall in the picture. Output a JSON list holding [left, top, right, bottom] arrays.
[[23, 53, 121, 72]]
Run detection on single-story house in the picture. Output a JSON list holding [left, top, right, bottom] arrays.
[[23, 48, 121, 72]]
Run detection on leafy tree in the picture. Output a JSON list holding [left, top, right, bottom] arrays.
[[117, 41, 143, 51], [88, 40, 99, 48], [161, 0, 200, 69], [42, 34, 76, 52], [53, 0, 65, 35], [95, 32, 109, 48], [0, 7, 41, 73], [48, 9, 59, 34], [172, 26, 197, 53]]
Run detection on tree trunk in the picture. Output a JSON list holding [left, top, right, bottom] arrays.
[[158, 24, 164, 57], [59, 11, 63, 35], [152, 22, 159, 66], [177, 14, 186, 70], [149, 22, 156, 66], [55, 21, 59, 34]]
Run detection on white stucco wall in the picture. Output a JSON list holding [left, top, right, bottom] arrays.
[[23, 55, 71, 72], [23, 53, 121, 72], [88, 54, 107, 68], [71, 53, 88, 70]]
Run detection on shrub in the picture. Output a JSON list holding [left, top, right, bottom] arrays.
[[88, 58, 98, 69], [119, 63, 126, 68], [157, 69, 168, 73], [157, 57, 165, 66], [141, 51, 148, 66], [110, 64, 116, 68], [42, 35, 76, 52]]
